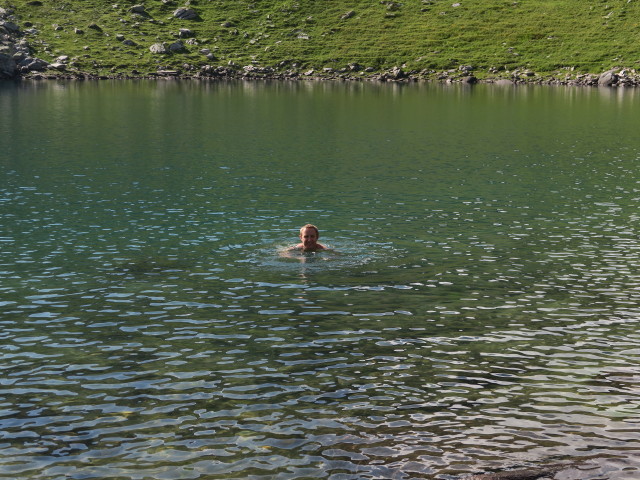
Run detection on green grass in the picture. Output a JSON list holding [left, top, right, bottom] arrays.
[[3, 0, 640, 78]]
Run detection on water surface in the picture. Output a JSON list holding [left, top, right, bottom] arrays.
[[1, 80, 640, 479]]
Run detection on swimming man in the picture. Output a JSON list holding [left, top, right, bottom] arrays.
[[290, 224, 327, 252]]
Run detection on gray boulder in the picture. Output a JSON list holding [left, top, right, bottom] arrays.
[[598, 70, 618, 86], [168, 40, 186, 52], [389, 66, 406, 79], [48, 62, 67, 71], [0, 21, 20, 34], [0, 53, 17, 78], [149, 43, 168, 54], [173, 7, 198, 20], [19, 57, 49, 71]]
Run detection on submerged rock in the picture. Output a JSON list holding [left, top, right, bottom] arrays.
[[464, 462, 578, 480]]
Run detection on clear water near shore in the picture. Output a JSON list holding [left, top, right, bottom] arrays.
[[1, 80, 640, 479]]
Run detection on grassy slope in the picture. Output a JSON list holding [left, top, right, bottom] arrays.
[[4, 0, 640, 78]]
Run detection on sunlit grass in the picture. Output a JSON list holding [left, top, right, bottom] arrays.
[[4, 0, 640, 77]]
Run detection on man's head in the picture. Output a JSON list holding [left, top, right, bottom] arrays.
[[299, 224, 320, 250]]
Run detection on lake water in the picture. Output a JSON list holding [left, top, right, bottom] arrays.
[[1, 80, 640, 479]]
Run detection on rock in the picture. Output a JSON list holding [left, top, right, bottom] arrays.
[[130, 5, 146, 14], [149, 42, 168, 54], [116, 33, 125, 41], [494, 78, 514, 85], [173, 7, 198, 20], [48, 62, 67, 71], [465, 463, 578, 480], [341, 10, 356, 19], [0, 21, 20, 34], [122, 39, 137, 46], [178, 28, 192, 38], [598, 70, 618, 86], [19, 57, 49, 71], [52, 24, 63, 31], [460, 75, 477, 84], [88, 23, 102, 31], [168, 40, 186, 52], [389, 65, 406, 79], [74, 27, 84, 34], [0, 53, 17, 78]]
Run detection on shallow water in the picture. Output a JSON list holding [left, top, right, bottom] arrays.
[[1, 80, 640, 479]]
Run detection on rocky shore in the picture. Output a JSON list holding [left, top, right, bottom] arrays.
[[0, 7, 640, 87], [2, 4, 640, 86]]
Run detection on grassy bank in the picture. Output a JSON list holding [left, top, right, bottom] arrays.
[[2, 0, 640, 80]]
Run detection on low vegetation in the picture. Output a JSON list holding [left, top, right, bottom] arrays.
[[2, 0, 640, 80]]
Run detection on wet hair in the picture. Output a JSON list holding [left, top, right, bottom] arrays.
[[299, 224, 320, 237]]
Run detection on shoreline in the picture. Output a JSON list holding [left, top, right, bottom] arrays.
[[3, 66, 639, 88]]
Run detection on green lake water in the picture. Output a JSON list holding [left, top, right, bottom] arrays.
[[1, 80, 640, 479]]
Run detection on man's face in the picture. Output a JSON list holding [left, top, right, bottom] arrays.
[[300, 227, 318, 250]]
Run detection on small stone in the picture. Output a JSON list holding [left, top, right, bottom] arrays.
[[48, 62, 67, 71], [149, 42, 168, 54]]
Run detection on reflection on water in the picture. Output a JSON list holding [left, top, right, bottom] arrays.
[[1, 80, 640, 479]]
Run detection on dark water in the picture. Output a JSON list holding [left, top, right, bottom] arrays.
[[1, 80, 640, 479]]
